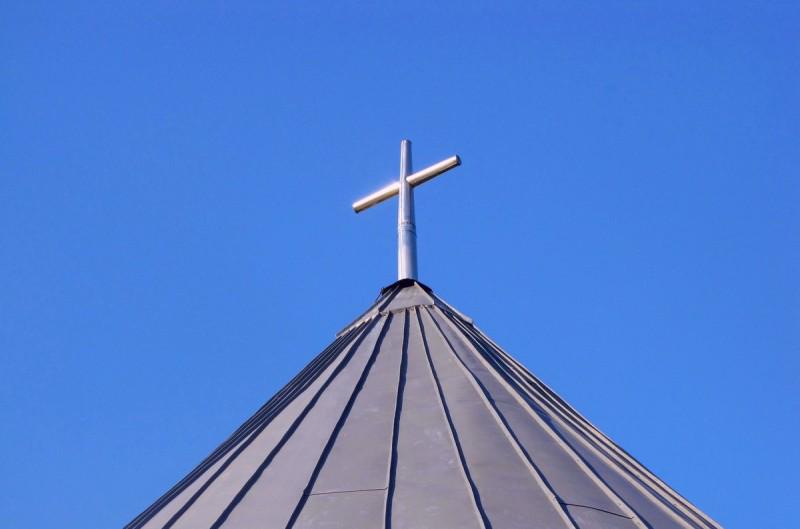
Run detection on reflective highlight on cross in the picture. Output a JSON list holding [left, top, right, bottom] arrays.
[[352, 140, 461, 281]]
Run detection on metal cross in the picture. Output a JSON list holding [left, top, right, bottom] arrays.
[[353, 139, 461, 281]]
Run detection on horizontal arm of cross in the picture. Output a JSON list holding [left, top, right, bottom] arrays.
[[352, 155, 461, 213]]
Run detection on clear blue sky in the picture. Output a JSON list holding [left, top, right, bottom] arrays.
[[1, 3, 797, 528]]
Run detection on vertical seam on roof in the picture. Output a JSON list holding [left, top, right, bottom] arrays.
[[334, 284, 402, 338], [127, 324, 363, 529], [471, 323, 720, 529], [283, 313, 395, 529], [443, 313, 651, 529], [377, 284, 404, 311], [424, 307, 578, 529], [431, 292, 473, 324], [468, 323, 719, 529], [383, 310, 409, 529], [215, 323, 365, 460], [173, 321, 370, 529], [457, 320, 705, 529], [416, 307, 491, 529], [207, 316, 388, 529], [133, 322, 367, 529]]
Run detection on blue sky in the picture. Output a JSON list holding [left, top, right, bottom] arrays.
[[1, 2, 797, 528]]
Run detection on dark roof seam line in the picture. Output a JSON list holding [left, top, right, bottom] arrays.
[[461, 320, 711, 529], [444, 313, 652, 529], [207, 316, 388, 529], [148, 322, 370, 529], [416, 308, 492, 529], [424, 307, 579, 529], [430, 292, 474, 324], [209, 322, 365, 461], [337, 313, 380, 338], [453, 317, 708, 529], [125, 323, 365, 529], [383, 309, 409, 529], [284, 313, 396, 529], [470, 322, 717, 528], [377, 284, 403, 310], [335, 283, 403, 337]]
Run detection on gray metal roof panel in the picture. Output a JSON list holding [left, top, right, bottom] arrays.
[[126, 281, 722, 529]]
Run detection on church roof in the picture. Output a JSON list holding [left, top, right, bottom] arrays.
[[126, 279, 721, 529]]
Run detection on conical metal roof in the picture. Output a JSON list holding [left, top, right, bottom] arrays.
[[126, 280, 720, 529]]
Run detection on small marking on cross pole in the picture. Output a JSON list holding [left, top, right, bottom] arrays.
[[352, 140, 461, 281]]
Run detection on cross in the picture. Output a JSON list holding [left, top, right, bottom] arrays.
[[352, 139, 461, 281]]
